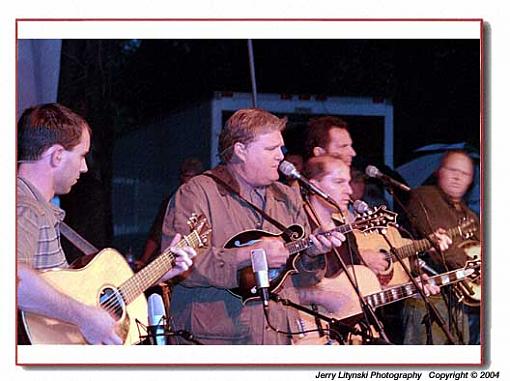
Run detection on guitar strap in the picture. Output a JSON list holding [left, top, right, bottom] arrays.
[[17, 190, 98, 257], [204, 173, 295, 238], [60, 222, 99, 256]]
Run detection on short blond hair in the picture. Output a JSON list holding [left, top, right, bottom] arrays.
[[218, 108, 287, 162]]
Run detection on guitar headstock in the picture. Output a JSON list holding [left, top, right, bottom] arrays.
[[457, 217, 477, 240], [463, 258, 481, 281], [186, 213, 212, 248], [352, 205, 398, 233]]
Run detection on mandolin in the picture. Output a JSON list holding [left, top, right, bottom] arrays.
[[225, 206, 397, 304]]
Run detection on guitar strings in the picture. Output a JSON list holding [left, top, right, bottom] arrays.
[[99, 230, 202, 315], [117, 232, 196, 302]]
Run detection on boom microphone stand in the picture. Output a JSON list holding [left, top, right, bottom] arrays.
[[302, 193, 392, 344]]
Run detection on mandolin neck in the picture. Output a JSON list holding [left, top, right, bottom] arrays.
[[285, 224, 354, 255]]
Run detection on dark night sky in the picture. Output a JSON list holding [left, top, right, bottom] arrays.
[[112, 39, 480, 165]]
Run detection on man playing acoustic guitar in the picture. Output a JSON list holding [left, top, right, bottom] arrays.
[[295, 155, 453, 344], [402, 150, 481, 345], [17, 104, 197, 345]]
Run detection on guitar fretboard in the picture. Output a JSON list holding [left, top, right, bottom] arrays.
[[364, 267, 474, 309], [388, 225, 469, 262], [118, 231, 202, 304]]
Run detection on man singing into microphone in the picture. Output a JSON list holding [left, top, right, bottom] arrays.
[[294, 155, 449, 344], [303, 116, 390, 275], [162, 108, 344, 345], [301, 116, 453, 343]]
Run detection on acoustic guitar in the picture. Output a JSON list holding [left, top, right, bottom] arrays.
[[294, 259, 480, 344], [356, 218, 476, 287], [455, 239, 481, 307], [21, 214, 211, 345]]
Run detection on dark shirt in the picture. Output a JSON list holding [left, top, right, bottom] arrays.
[[406, 185, 480, 271]]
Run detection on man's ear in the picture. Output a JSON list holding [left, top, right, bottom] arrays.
[[46, 145, 65, 167], [313, 146, 326, 157], [233, 142, 247, 162], [310, 178, 320, 188]]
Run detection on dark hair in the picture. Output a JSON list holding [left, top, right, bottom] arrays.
[[18, 103, 91, 161], [304, 116, 348, 160], [218, 108, 287, 163]]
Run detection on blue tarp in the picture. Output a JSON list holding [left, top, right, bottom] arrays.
[[396, 143, 480, 215]]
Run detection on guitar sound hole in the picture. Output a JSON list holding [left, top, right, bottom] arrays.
[[379, 249, 392, 269], [99, 287, 125, 321]]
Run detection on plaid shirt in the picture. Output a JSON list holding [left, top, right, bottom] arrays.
[[17, 177, 68, 270]]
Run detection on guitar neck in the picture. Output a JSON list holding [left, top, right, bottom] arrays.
[[390, 225, 464, 261], [118, 231, 200, 304], [285, 224, 354, 255], [364, 267, 472, 309]]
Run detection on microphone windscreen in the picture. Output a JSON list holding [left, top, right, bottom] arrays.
[[365, 165, 380, 178], [148, 293, 165, 326], [353, 199, 369, 213], [278, 160, 296, 177], [251, 249, 270, 289], [251, 249, 268, 272]]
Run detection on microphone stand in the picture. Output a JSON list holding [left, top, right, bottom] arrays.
[[137, 323, 204, 345], [136, 290, 204, 345], [302, 193, 392, 345], [166, 328, 204, 345], [383, 186, 457, 344]]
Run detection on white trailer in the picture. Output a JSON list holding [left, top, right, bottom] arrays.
[[112, 92, 394, 253]]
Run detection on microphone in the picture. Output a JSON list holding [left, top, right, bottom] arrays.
[[365, 165, 411, 192], [250, 248, 270, 309], [352, 199, 369, 214], [148, 293, 166, 345], [418, 259, 439, 276], [279, 160, 338, 206]]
